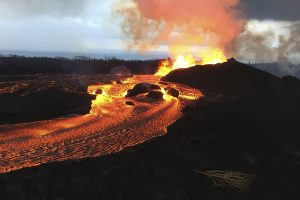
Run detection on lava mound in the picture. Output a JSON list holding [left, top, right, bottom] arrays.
[[146, 91, 164, 100], [126, 82, 151, 97], [162, 58, 290, 97], [166, 88, 180, 97], [125, 83, 164, 98]]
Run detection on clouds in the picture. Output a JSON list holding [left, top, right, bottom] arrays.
[[0, 0, 125, 52], [1, 0, 298, 21], [0, 0, 299, 64], [233, 20, 300, 64], [0, 0, 298, 24], [0, 17, 86, 52], [241, 0, 300, 21], [0, 0, 91, 18]]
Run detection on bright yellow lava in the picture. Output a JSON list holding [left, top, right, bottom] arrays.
[[88, 85, 113, 115], [200, 48, 227, 65], [155, 48, 227, 76]]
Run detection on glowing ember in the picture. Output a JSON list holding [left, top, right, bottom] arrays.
[[155, 48, 227, 76]]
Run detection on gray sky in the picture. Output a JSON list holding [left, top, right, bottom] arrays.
[[0, 0, 299, 62], [242, 0, 300, 21], [0, 0, 124, 52]]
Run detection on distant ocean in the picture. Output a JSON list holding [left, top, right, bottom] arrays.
[[0, 49, 169, 60]]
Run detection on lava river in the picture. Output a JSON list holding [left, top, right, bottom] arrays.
[[0, 75, 202, 173]]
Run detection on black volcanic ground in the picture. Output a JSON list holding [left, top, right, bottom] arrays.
[[163, 58, 287, 97], [0, 74, 130, 124], [1, 59, 300, 200]]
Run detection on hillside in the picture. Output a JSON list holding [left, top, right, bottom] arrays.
[[1, 59, 300, 200], [163, 58, 294, 97]]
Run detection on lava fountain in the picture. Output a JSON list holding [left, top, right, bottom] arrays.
[[155, 48, 228, 76], [115, 0, 245, 76]]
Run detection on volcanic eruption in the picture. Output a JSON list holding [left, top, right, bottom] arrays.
[[115, 0, 245, 76]]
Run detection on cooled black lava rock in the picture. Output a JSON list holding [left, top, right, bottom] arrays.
[[95, 89, 103, 95], [116, 80, 122, 84], [162, 58, 284, 97], [0, 86, 94, 125], [282, 76, 300, 87], [126, 83, 151, 97], [125, 101, 135, 106], [150, 84, 161, 91], [167, 88, 180, 98], [146, 91, 164, 100]]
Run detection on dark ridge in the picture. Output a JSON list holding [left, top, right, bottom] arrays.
[[252, 63, 300, 79], [0, 74, 100, 124], [1, 58, 300, 199], [0, 88, 94, 125], [162, 58, 291, 98], [0, 56, 160, 75]]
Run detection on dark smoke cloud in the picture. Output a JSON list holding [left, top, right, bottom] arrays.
[[241, 0, 300, 21], [234, 21, 300, 77], [234, 21, 300, 62], [0, 0, 91, 17], [233, 30, 276, 62]]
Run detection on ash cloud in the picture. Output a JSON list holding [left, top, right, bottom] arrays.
[[234, 21, 300, 63], [234, 21, 300, 77], [115, 0, 245, 56], [235, 0, 300, 77]]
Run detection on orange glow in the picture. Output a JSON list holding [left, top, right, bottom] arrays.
[[155, 55, 196, 76], [88, 85, 113, 115], [155, 48, 227, 76], [199, 48, 227, 65], [90, 94, 112, 115], [161, 88, 172, 101], [0, 75, 204, 173], [116, 0, 243, 78]]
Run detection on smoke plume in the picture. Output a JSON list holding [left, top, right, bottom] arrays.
[[233, 21, 300, 77], [233, 21, 300, 63], [115, 0, 245, 57]]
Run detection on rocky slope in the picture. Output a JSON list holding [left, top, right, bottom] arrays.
[[1, 60, 300, 199]]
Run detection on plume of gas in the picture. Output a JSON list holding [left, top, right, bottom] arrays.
[[233, 21, 300, 77], [114, 0, 245, 58]]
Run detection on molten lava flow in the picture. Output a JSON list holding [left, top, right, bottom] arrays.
[[88, 85, 113, 115], [0, 75, 204, 173], [155, 48, 227, 76]]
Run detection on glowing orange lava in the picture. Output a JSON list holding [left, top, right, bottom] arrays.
[[0, 75, 203, 173], [155, 48, 227, 76]]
